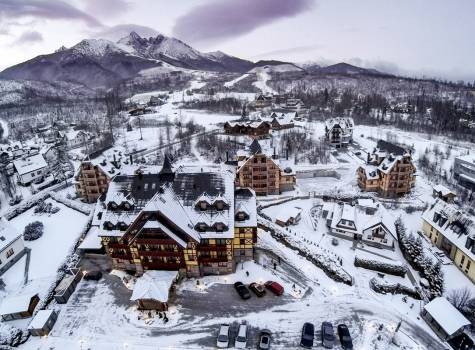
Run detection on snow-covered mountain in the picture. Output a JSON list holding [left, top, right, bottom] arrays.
[[0, 38, 160, 88], [116, 32, 253, 72], [0, 32, 253, 89], [305, 62, 390, 77]]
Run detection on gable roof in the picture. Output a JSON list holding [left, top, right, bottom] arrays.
[[130, 270, 178, 303], [0, 219, 22, 252], [0, 293, 38, 316], [424, 297, 470, 335], [13, 154, 47, 175]]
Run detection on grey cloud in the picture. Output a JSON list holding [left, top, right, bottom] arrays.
[[83, 0, 130, 18], [253, 45, 324, 59], [0, 0, 102, 27], [13, 30, 43, 45], [92, 24, 160, 41], [173, 0, 314, 45]]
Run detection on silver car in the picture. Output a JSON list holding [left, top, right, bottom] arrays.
[[322, 322, 335, 349]]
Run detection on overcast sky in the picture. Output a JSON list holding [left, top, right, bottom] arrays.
[[0, 0, 474, 81]]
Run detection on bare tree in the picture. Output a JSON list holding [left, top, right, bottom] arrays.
[[447, 287, 473, 311]]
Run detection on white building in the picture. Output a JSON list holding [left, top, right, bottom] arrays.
[[13, 154, 48, 185], [65, 130, 91, 149], [322, 200, 397, 249], [324, 117, 354, 148], [0, 219, 26, 275], [422, 297, 470, 341]]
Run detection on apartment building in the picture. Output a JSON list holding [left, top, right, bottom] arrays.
[[235, 140, 295, 196], [422, 199, 475, 283], [357, 140, 416, 197], [75, 160, 111, 203]]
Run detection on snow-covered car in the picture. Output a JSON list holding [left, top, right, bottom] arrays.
[[217, 324, 230, 348], [249, 282, 266, 297], [235, 323, 248, 349], [258, 329, 272, 349], [322, 322, 336, 349]]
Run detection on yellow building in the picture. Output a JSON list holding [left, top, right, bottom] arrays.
[[422, 199, 475, 283]]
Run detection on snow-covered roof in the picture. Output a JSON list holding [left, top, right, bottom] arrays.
[[78, 227, 102, 250], [13, 154, 47, 175], [130, 270, 178, 303], [422, 199, 475, 259], [433, 184, 456, 197], [357, 198, 378, 209], [325, 117, 354, 132], [0, 219, 22, 252], [328, 201, 396, 239], [28, 310, 55, 330], [235, 188, 257, 228], [456, 154, 475, 164], [424, 297, 470, 336], [0, 293, 38, 316], [276, 207, 302, 223]]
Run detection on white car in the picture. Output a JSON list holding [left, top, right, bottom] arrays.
[[217, 323, 230, 348], [235, 323, 248, 349]]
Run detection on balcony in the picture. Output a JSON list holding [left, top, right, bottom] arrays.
[[199, 256, 228, 263], [135, 238, 176, 245], [197, 245, 228, 252], [144, 262, 183, 270], [138, 250, 183, 257]]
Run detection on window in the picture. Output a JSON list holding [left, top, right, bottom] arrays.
[[6, 248, 14, 258], [460, 255, 465, 268], [240, 238, 246, 245], [465, 260, 471, 273]]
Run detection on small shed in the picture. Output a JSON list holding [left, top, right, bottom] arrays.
[[0, 293, 40, 321], [28, 310, 58, 336], [432, 185, 456, 203], [275, 207, 302, 227], [54, 270, 82, 304], [422, 297, 470, 340], [130, 270, 178, 311]]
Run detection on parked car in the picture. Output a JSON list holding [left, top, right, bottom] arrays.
[[355, 151, 361, 156], [249, 282, 266, 297], [235, 323, 248, 349], [300, 322, 315, 348], [258, 329, 272, 350], [217, 323, 230, 348], [265, 281, 284, 296], [234, 282, 251, 300], [322, 322, 336, 349], [83, 270, 102, 281], [337, 324, 353, 349]]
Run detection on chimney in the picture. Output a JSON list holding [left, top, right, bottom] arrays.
[[286, 148, 289, 160], [226, 151, 229, 162], [129, 154, 133, 164], [273, 147, 276, 159]]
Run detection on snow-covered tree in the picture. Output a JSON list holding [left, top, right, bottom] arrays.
[[23, 221, 44, 241]]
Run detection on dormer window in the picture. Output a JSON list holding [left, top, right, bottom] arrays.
[[215, 201, 224, 211], [236, 212, 248, 221], [200, 201, 207, 210], [195, 223, 208, 232], [123, 202, 131, 210], [214, 222, 226, 232], [104, 221, 114, 230], [110, 202, 118, 210]]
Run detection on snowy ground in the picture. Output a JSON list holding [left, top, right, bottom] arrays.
[[0, 199, 89, 336]]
